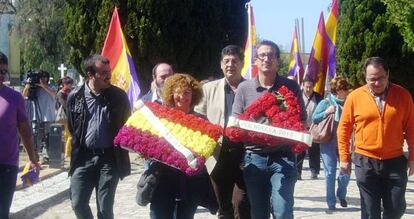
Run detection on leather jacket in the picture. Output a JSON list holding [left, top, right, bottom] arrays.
[[67, 83, 131, 179]]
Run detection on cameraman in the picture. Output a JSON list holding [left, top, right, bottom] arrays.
[[22, 70, 57, 163]]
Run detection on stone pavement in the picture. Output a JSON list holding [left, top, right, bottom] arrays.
[[10, 155, 414, 219]]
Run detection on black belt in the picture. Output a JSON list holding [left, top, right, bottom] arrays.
[[81, 147, 114, 155]]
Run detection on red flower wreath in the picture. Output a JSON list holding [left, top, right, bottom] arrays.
[[225, 86, 308, 153]]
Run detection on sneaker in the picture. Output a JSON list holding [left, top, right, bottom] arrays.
[[311, 173, 318, 179], [339, 199, 348, 207]]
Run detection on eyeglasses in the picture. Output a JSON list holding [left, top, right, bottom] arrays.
[[0, 69, 8, 75], [256, 53, 277, 61], [366, 75, 387, 83]]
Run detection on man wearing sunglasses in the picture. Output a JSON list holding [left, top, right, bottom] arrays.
[[0, 52, 40, 219]]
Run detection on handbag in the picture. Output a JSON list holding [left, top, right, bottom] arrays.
[[309, 113, 335, 143], [136, 162, 161, 206], [55, 105, 67, 122]]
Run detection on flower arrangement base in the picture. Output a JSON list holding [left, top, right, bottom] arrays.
[[114, 101, 222, 175], [225, 86, 311, 153]]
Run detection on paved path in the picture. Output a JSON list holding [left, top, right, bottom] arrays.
[[11, 157, 414, 219]]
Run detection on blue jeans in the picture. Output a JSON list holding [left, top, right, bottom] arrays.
[[0, 164, 18, 219], [320, 137, 350, 208], [243, 151, 297, 219]]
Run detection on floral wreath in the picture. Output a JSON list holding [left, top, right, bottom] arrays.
[[225, 86, 309, 153], [114, 101, 222, 175]]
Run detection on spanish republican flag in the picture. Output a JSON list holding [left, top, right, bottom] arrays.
[[288, 26, 304, 85], [325, 0, 338, 78], [305, 12, 328, 96], [241, 3, 258, 79], [102, 7, 141, 106]]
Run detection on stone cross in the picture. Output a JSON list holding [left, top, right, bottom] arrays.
[[58, 64, 67, 78]]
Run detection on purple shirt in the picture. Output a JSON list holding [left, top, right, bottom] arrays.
[[0, 86, 28, 167]]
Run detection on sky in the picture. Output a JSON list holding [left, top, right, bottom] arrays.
[[250, 0, 333, 53]]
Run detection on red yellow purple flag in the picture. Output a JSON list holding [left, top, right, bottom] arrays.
[[101, 7, 141, 106], [305, 12, 328, 96], [288, 26, 304, 85], [325, 0, 338, 78], [241, 3, 258, 79]]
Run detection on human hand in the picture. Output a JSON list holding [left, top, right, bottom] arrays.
[[30, 160, 41, 173], [150, 80, 156, 92], [325, 105, 335, 115], [340, 161, 351, 175], [408, 160, 414, 176]]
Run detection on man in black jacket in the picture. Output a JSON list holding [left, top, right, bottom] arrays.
[[67, 55, 131, 219]]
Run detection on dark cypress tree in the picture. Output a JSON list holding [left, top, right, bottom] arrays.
[[337, 0, 414, 94], [64, 0, 248, 92]]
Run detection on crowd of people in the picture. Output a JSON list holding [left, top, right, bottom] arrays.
[[0, 39, 413, 219]]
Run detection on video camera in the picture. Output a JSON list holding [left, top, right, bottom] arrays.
[[25, 70, 49, 100]]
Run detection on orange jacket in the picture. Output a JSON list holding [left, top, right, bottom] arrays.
[[337, 84, 414, 162]]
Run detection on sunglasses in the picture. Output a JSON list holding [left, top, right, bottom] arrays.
[[0, 69, 8, 75]]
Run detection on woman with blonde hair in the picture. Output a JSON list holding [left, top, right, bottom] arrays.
[[312, 76, 351, 211], [149, 73, 217, 219]]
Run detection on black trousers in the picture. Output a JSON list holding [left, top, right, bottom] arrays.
[[353, 153, 407, 219], [70, 151, 119, 219], [210, 147, 250, 219], [0, 164, 18, 219], [296, 142, 320, 176]]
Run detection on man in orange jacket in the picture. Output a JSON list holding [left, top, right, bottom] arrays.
[[337, 57, 414, 219]]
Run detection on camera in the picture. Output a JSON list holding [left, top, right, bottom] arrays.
[[25, 70, 48, 100]]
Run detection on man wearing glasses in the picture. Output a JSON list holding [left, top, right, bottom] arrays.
[[232, 40, 306, 219], [338, 57, 414, 219], [22, 70, 56, 163], [0, 52, 40, 218]]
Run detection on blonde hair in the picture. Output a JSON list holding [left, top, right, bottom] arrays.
[[162, 73, 203, 108], [330, 76, 349, 95]]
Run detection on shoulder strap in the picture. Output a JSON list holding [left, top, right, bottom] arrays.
[[304, 92, 314, 109]]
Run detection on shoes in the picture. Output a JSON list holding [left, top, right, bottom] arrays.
[[311, 173, 318, 179], [339, 199, 348, 207], [40, 157, 49, 165]]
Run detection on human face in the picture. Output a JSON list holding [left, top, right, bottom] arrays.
[[255, 45, 279, 75], [154, 64, 173, 88], [336, 89, 349, 100], [303, 81, 314, 96], [173, 87, 192, 113], [89, 61, 111, 90], [221, 54, 243, 81], [365, 64, 389, 95], [0, 64, 8, 86]]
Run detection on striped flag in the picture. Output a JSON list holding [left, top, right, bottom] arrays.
[[101, 7, 141, 106], [241, 3, 258, 79], [288, 26, 304, 85], [305, 12, 328, 96], [325, 0, 338, 78]]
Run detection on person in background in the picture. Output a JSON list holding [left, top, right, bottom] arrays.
[[195, 45, 250, 219], [0, 52, 40, 219], [141, 63, 173, 103], [149, 73, 217, 219], [232, 40, 306, 219], [338, 57, 414, 219], [67, 55, 131, 219], [56, 76, 74, 158], [296, 77, 323, 180], [312, 76, 350, 211]]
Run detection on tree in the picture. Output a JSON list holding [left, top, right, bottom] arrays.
[[0, 0, 16, 15], [64, 0, 248, 92], [337, 0, 414, 94], [381, 0, 414, 51], [13, 0, 69, 80]]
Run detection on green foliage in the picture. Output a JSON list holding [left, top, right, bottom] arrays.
[[64, 0, 248, 91], [381, 0, 414, 51], [337, 0, 414, 94], [14, 0, 69, 81]]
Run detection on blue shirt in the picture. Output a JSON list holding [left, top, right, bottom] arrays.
[[83, 84, 113, 149]]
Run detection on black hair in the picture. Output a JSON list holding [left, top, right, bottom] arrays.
[[221, 45, 244, 61], [363, 57, 389, 76], [0, 52, 8, 65], [151, 63, 173, 78], [83, 55, 110, 75], [255, 40, 281, 59]]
